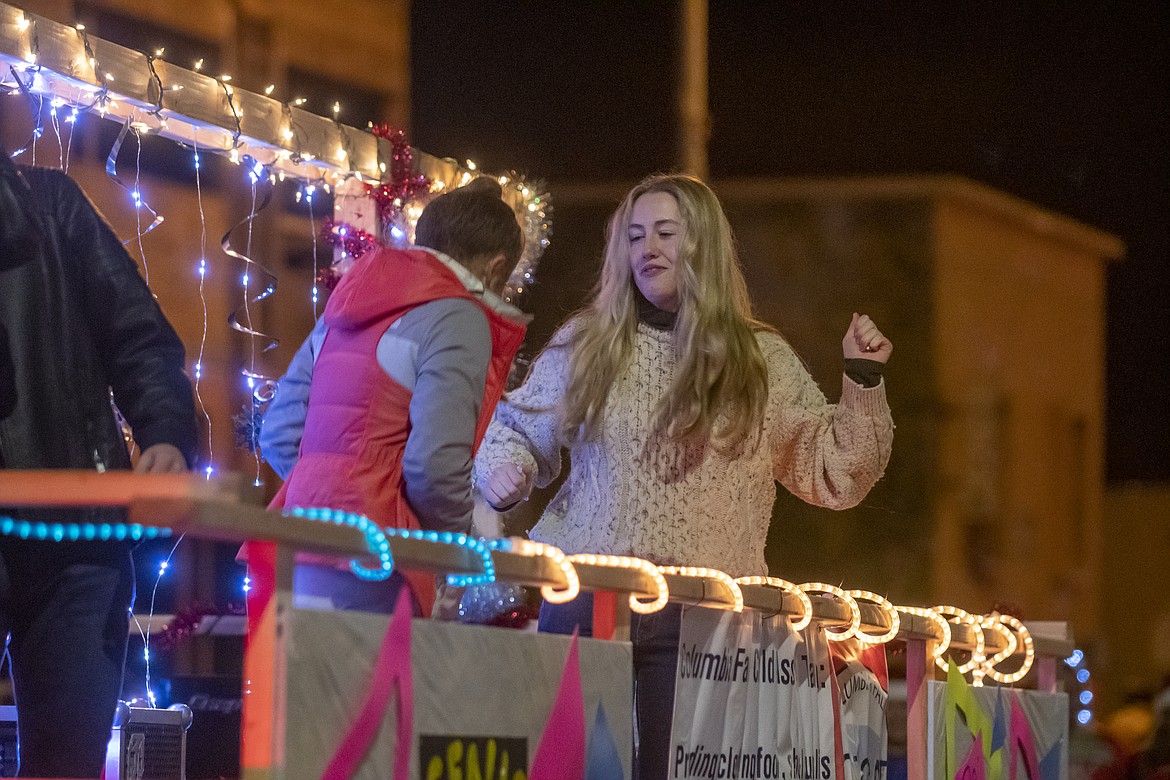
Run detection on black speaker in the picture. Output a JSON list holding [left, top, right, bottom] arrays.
[[104, 702, 192, 780]]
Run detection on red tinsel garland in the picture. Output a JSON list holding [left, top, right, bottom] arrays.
[[367, 124, 433, 224], [320, 216, 381, 261], [153, 601, 246, 650]]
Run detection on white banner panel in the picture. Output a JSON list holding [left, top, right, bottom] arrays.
[[670, 607, 838, 780]]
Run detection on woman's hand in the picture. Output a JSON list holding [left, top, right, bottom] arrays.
[[482, 463, 534, 510], [135, 443, 188, 474], [842, 313, 893, 363]]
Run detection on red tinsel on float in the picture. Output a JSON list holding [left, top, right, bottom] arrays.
[[320, 216, 380, 262], [367, 124, 433, 224], [153, 602, 246, 651]]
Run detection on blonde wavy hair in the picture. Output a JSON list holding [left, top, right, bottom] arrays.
[[558, 174, 772, 447]]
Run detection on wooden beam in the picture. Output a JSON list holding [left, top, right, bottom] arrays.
[[0, 470, 254, 506]]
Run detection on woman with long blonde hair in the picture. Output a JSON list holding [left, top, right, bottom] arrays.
[[476, 174, 894, 780]]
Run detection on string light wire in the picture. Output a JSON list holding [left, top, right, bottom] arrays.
[[564, 554, 669, 614], [895, 605, 952, 660], [191, 133, 214, 478]]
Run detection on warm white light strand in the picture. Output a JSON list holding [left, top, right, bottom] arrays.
[[735, 575, 812, 630], [895, 605, 952, 660], [799, 582, 862, 641], [847, 589, 901, 645], [565, 554, 669, 614], [983, 613, 1035, 685], [934, 605, 986, 678], [660, 566, 744, 613], [507, 538, 580, 605]]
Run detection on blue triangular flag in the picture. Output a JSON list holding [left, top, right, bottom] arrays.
[[1039, 738, 1063, 780], [990, 686, 1009, 754], [585, 702, 625, 780]]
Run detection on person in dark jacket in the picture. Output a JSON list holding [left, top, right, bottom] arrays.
[[0, 150, 197, 778]]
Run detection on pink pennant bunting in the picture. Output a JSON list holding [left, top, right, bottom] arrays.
[[957, 734, 988, 780], [1009, 695, 1042, 780], [531, 630, 586, 780], [322, 589, 415, 780]]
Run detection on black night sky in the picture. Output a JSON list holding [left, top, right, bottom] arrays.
[[413, 2, 1169, 482]]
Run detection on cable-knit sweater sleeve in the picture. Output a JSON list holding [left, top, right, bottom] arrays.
[[762, 332, 894, 510], [475, 327, 573, 492]]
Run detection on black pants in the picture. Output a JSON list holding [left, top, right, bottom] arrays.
[[0, 539, 133, 778], [539, 592, 682, 780]]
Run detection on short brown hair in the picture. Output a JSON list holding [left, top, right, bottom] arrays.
[[415, 177, 523, 273]]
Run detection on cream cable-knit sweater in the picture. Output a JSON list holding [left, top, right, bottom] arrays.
[[475, 321, 894, 576]]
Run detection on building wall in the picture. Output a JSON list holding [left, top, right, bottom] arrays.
[[1101, 484, 1170, 706], [930, 181, 1113, 639]]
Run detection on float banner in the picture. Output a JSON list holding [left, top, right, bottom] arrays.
[[283, 608, 633, 779], [670, 607, 838, 780], [925, 670, 1068, 780], [833, 647, 889, 780]]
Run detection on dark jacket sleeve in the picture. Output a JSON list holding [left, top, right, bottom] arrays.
[[53, 172, 198, 466]]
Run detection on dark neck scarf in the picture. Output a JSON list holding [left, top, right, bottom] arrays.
[[634, 287, 677, 331]]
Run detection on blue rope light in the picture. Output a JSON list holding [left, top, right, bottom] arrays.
[[283, 507, 495, 587], [285, 506, 395, 581], [0, 507, 495, 587], [0, 515, 172, 542], [437, 532, 495, 588]]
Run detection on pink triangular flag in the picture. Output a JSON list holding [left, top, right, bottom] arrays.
[[1009, 694, 1043, 780], [322, 589, 415, 780], [957, 733, 988, 780], [531, 630, 586, 780]]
